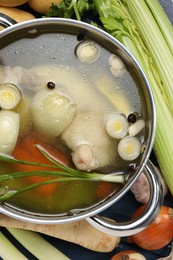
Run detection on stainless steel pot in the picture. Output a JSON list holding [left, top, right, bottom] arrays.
[[0, 14, 163, 236]]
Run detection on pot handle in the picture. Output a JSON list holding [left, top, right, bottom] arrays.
[[0, 13, 17, 28], [87, 160, 163, 237]]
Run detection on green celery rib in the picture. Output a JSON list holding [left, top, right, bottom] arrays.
[[93, 0, 173, 194], [145, 0, 173, 54], [125, 0, 173, 116], [0, 232, 27, 260], [7, 228, 70, 260], [151, 80, 173, 195]]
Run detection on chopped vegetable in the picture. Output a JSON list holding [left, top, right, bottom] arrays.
[[7, 228, 70, 260], [109, 54, 126, 77], [0, 83, 21, 109], [0, 110, 20, 154], [0, 144, 125, 202], [31, 86, 76, 138], [75, 40, 100, 64], [12, 135, 70, 195], [96, 181, 115, 199], [105, 112, 129, 139], [128, 119, 145, 137], [130, 205, 173, 250], [118, 135, 141, 161], [0, 231, 27, 260]]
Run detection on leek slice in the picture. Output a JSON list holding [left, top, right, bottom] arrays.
[[118, 135, 141, 161], [75, 40, 100, 64], [0, 83, 21, 110], [106, 112, 129, 139], [109, 54, 126, 77]]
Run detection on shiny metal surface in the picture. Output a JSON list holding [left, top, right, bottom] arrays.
[[0, 16, 161, 235], [87, 160, 163, 236], [0, 13, 17, 28]]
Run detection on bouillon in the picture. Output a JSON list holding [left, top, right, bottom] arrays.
[[0, 33, 146, 215]]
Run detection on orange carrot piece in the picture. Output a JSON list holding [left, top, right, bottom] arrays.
[[12, 135, 69, 196], [96, 182, 115, 199]]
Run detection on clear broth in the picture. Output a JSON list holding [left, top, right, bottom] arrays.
[[0, 33, 145, 215]]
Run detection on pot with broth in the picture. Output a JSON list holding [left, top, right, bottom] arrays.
[[0, 18, 161, 235], [0, 36, 145, 214]]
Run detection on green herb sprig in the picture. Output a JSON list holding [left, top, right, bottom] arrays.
[[0, 145, 125, 202]]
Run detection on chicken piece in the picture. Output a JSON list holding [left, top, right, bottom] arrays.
[[22, 64, 121, 171], [0, 65, 43, 91], [72, 144, 98, 171], [28, 64, 121, 171], [62, 110, 119, 172]]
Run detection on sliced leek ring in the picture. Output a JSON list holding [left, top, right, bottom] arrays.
[[109, 54, 126, 77], [105, 112, 129, 139], [75, 40, 100, 64], [0, 83, 21, 109], [118, 135, 141, 161]]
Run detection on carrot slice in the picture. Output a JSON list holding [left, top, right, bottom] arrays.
[[12, 135, 69, 196], [96, 182, 115, 199]]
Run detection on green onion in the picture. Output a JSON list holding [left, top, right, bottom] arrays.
[[7, 228, 70, 260], [0, 145, 124, 202]]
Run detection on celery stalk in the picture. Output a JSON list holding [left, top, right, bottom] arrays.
[[124, 0, 173, 115], [7, 228, 70, 260], [144, 0, 173, 54], [0, 231, 27, 260], [93, 0, 173, 194]]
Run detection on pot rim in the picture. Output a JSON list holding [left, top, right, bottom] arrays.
[[0, 17, 156, 224]]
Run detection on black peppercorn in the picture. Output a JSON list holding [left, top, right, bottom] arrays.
[[128, 163, 136, 171], [47, 82, 55, 89], [127, 113, 137, 123]]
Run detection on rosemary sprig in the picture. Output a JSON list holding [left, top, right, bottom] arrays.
[[0, 145, 125, 202]]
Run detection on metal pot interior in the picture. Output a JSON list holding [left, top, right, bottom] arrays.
[[0, 18, 155, 223]]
